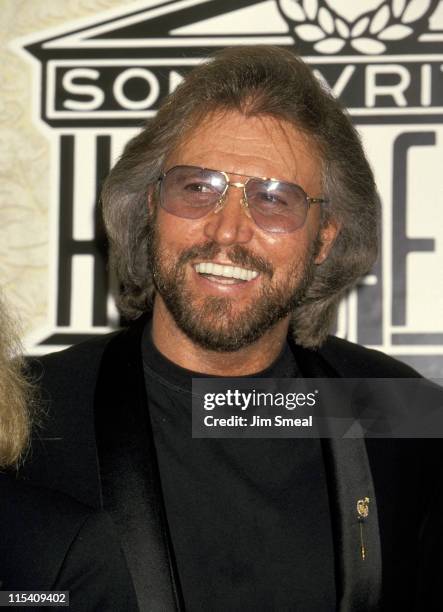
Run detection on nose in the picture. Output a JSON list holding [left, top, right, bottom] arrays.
[[203, 185, 254, 246]]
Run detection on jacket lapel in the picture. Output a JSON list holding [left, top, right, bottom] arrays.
[[292, 342, 383, 611], [94, 317, 183, 612]]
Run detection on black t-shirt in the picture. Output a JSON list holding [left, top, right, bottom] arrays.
[[142, 325, 336, 611]]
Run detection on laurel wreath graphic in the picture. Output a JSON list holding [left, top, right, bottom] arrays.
[[277, 0, 435, 54]]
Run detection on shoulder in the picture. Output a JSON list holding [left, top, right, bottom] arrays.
[[0, 476, 137, 610], [318, 335, 420, 378], [28, 331, 121, 389], [26, 331, 123, 433], [27, 318, 148, 392]]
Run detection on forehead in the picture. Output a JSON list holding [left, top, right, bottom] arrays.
[[165, 110, 322, 187]]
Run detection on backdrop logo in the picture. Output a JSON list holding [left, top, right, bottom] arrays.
[[13, 0, 443, 366], [278, 0, 436, 54]]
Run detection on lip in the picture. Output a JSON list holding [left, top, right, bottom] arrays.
[[190, 264, 260, 294], [194, 261, 259, 281], [193, 259, 254, 268]]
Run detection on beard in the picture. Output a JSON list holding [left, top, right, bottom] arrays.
[[147, 222, 318, 353]]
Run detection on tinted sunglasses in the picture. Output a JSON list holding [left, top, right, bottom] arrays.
[[158, 165, 328, 233]]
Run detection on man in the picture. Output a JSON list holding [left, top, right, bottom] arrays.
[[0, 292, 138, 610], [21, 46, 442, 611]]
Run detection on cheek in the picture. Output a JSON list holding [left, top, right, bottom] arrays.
[[265, 233, 318, 289], [274, 246, 310, 279], [263, 229, 316, 272], [156, 211, 203, 251]]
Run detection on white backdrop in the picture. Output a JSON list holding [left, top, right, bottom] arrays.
[[1, 0, 442, 377]]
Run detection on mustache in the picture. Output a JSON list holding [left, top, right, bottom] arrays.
[[177, 242, 274, 278]]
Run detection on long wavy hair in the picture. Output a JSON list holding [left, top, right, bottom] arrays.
[[102, 45, 379, 347], [0, 294, 32, 468]]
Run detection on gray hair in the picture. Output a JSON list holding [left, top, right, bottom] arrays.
[[101, 45, 379, 347], [0, 294, 32, 468]]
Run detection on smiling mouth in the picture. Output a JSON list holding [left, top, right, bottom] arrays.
[[193, 262, 259, 284]]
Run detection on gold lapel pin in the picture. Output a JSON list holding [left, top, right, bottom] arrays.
[[356, 497, 370, 560]]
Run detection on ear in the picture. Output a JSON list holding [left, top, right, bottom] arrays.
[[314, 218, 341, 264]]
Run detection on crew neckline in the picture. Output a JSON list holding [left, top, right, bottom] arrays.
[[141, 321, 298, 393]]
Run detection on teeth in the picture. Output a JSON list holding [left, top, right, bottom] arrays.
[[194, 262, 259, 281]]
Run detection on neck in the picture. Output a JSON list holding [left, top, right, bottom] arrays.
[[151, 297, 291, 376]]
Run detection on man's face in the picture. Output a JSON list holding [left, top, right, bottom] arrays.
[[148, 111, 337, 352]]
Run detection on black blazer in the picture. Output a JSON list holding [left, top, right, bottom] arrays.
[[20, 315, 443, 611], [0, 475, 138, 611]]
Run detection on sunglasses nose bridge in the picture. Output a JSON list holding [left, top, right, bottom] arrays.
[[213, 180, 249, 215]]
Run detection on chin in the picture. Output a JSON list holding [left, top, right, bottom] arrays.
[[169, 294, 291, 353]]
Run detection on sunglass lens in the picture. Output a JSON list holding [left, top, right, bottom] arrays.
[[161, 166, 225, 219], [246, 180, 307, 232]]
